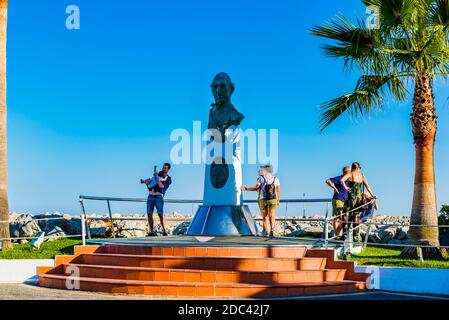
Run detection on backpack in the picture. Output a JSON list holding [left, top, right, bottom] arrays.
[[262, 176, 277, 200]]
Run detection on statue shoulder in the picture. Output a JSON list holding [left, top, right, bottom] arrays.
[[228, 104, 245, 125]]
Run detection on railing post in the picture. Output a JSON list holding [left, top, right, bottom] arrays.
[[283, 202, 288, 237], [417, 246, 424, 262], [81, 208, 86, 246], [107, 200, 116, 238], [324, 216, 329, 249], [363, 222, 371, 249], [79, 199, 87, 245]]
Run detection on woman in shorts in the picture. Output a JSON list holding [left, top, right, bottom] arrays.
[[242, 165, 280, 237]]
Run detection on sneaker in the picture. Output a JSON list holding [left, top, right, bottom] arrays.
[[147, 232, 156, 237], [162, 231, 168, 236], [269, 231, 274, 238]]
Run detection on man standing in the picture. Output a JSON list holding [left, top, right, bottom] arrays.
[[326, 166, 351, 239], [142, 163, 172, 236]]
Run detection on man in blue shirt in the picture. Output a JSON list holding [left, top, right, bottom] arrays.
[[142, 163, 172, 236], [326, 166, 351, 239]]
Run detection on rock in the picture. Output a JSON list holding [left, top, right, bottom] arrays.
[[87, 220, 107, 237], [173, 222, 190, 235], [376, 226, 397, 243], [271, 223, 284, 236], [395, 228, 407, 241], [9, 214, 41, 240], [45, 226, 67, 242], [34, 214, 81, 235], [116, 220, 147, 238], [287, 229, 304, 237]]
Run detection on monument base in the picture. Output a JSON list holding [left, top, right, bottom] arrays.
[[186, 205, 259, 236]]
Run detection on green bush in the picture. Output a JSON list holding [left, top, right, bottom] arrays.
[[439, 205, 449, 235]]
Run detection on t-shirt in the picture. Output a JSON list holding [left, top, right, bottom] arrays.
[[329, 175, 349, 202], [146, 176, 172, 196], [257, 176, 280, 200]]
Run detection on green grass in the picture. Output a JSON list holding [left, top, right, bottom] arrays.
[[0, 238, 82, 259], [349, 246, 449, 268]]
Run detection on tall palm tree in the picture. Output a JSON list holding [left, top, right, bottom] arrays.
[[0, 0, 10, 250], [311, 0, 449, 258]]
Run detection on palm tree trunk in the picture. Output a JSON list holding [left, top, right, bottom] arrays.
[[0, 0, 10, 251], [403, 72, 444, 259]]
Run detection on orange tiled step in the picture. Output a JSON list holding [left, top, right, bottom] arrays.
[[60, 263, 347, 284], [38, 273, 365, 298], [100, 244, 308, 258], [74, 253, 327, 272]]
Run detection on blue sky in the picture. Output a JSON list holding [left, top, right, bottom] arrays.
[[6, 0, 449, 216]]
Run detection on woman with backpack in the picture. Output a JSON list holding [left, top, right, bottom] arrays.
[[242, 165, 280, 237]]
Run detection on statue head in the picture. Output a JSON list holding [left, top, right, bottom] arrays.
[[211, 72, 234, 107]]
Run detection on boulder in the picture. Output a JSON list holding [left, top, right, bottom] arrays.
[[116, 219, 147, 238], [395, 228, 407, 241], [45, 226, 67, 242], [34, 214, 81, 235], [87, 220, 107, 237], [287, 229, 304, 237], [9, 214, 41, 240], [173, 222, 190, 235], [376, 226, 397, 243]]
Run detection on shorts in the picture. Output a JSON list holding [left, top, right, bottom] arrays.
[[259, 198, 278, 210], [332, 199, 345, 218], [147, 194, 164, 214]]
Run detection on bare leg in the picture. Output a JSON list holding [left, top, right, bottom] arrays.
[[262, 207, 270, 236], [335, 219, 344, 237], [268, 206, 276, 236], [158, 214, 167, 235], [147, 214, 154, 235]]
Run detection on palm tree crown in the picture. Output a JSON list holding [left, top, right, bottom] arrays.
[[311, 0, 449, 130], [311, 0, 449, 258]]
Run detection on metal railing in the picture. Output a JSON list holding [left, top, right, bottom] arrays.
[[78, 195, 449, 256], [78, 195, 333, 245], [1, 195, 448, 261]]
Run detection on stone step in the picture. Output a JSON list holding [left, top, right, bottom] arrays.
[[61, 263, 347, 284], [74, 253, 327, 272], [38, 273, 366, 298]]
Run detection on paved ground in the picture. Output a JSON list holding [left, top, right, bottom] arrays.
[[1, 283, 448, 300]]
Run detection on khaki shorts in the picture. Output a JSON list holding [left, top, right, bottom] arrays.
[[259, 199, 279, 210], [332, 199, 345, 218]]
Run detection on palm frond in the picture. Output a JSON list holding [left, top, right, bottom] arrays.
[[320, 74, 407, 131], [310, 15, 391, 74], [362, 0, 429, 29], [429, 0, 449, 27]]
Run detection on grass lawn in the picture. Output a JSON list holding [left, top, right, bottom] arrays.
[[0, 238, 82, 259], [350, 246, 449, 268]]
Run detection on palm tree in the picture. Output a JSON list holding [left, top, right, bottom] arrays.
[[0, 0, 10, 250], [311, 0, 449, 258]]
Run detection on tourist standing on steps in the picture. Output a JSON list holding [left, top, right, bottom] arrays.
[[242, 165, 280, 237], [141, 163, 172, 236], [326, 166, 351, 239]]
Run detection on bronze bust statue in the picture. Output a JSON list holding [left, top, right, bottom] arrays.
[[208, 72, 245, 142]]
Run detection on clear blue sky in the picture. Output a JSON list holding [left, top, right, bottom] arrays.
[[6, 0, 449, 216]]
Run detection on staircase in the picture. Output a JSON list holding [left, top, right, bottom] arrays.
[[37, 244, 369, 298]]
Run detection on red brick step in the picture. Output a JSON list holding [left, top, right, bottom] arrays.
[[61, 263, 347, 284]]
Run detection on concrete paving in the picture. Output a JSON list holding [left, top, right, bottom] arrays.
[[1, 284, 448, 300]]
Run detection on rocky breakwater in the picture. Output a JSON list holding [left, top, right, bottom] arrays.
[[6, 212, 413, 245]]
